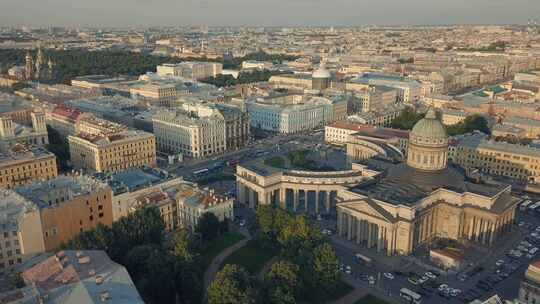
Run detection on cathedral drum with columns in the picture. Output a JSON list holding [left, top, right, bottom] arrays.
[[235, 108, 520, 256]]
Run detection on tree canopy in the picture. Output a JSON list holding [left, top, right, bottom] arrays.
[[390, 107, 425, 130], [63, 207, 201, 304], [200, 69, 291, 87], [0, 49, 298, 85], [207, 264, 257, 304], [445, 114, 490, 136], [250, 205, 341, 303]]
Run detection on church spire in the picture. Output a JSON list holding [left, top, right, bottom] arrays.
[[25, 51, 34, 80], [35, 46, 44, 79]]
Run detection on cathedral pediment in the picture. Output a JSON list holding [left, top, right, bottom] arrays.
[[338, 199, 396, 223]]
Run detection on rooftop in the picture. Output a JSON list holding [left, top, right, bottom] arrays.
[[0, 190, 36, 233], [94, 167, 175, 195], [0, 93, 32, 115], [20, 250, 144, 304], [181, 186, 232, 210], [455, 133, 540, 159], [0, 146, 55, 168], [72, 129, 154, 146], [15, 175, 108, 209]]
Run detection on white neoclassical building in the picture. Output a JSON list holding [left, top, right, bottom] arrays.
[[236, 108, 519, 256], [246, 94, 347, 134]]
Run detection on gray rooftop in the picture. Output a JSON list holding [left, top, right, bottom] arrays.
[[0, 190, 36, 233], [456, 134, 540, 159], [94, 167, 174, 195], [15, 175, 108, 209]]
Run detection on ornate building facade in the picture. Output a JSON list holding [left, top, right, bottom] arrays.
[[236, 108, 519, 256]]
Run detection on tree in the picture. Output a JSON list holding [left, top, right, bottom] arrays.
[[312, 243, 340, 294], [207, 264, 256, 304], [9, 272, 25, 289], [173, 229, 198, 264], [109, 206, 165, 263], [268, 287, 296, 304], [446, 115, 490, 136], [264, 261, 300, 303], [125, 245, 177, 304], [390, 107, 424, 130], [196, 212, 221, 242], [278, 215, 324, 259]]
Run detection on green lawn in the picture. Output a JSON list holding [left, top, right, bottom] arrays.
[[200, 232, 245, 270], [355, 294, 390, 304], [287, 150, 318, 170], [222, 240, 277, 274], [264, 156, 286, 168]]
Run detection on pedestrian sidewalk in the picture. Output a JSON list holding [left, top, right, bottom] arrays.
[[203, 233, 252, 290]]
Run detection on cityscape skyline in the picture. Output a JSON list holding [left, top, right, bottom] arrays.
[[1, 0, 540, 27]]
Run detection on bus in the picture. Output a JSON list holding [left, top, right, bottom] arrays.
[[521, 200, 533, 211], [193, 168, 209, 178], [355, 253, 372, 266], [400, 288, 422, 304]]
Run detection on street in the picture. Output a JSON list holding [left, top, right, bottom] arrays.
[[321, 204, 540, 304]]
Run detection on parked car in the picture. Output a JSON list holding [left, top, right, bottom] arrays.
[[425, 271, 437, 279], [383, 272, 394, 280]]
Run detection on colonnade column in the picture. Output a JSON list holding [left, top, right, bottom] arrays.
[[337, 212, 343, 236], [248, 189, 255, 208], [347, 214, 353, 240], [279, 189, 286, 209], [315, 191, 319, 214], [237, 181, 245, 204], [293, 189, 299, 212], [325, 191, 331, 213]]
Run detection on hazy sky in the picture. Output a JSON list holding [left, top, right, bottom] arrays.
[[1, 0, 540, 27]]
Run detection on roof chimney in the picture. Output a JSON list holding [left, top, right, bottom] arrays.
[[99, 291, 111, 302]]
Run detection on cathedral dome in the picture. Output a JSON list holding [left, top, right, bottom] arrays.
[[312, 64, 331, 79], [410, 108, 448, 147], [406, 108, 449, 171]]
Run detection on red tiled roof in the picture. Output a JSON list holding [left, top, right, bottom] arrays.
[[51, 106, 84, 122]]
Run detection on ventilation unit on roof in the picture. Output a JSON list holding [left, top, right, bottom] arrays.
[[99, 291, 110, 302]]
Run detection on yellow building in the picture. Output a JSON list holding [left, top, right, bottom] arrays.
[[14, 175, 113, 251], [0, 146, 57, 189], [449, 133, 540, 184], [520, 261, 540, 304], [269, 74, 313, 90], [177, 184, 234, 231], [69, 130, 156, 173], [130, 83, 177, 106]]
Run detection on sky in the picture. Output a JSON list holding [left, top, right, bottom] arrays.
[[1, 0, 540, 27]]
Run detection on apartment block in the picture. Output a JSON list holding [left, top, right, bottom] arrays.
[[69, 129, 156, 173], [0, 190, 44, 273], [0, 146, 57, 189], [14, 175, 113, 251], [152, 109, 227, 158], [449, 133, 540, 183], [156, 62, 223, 80], [177, 186, 234, 230]]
